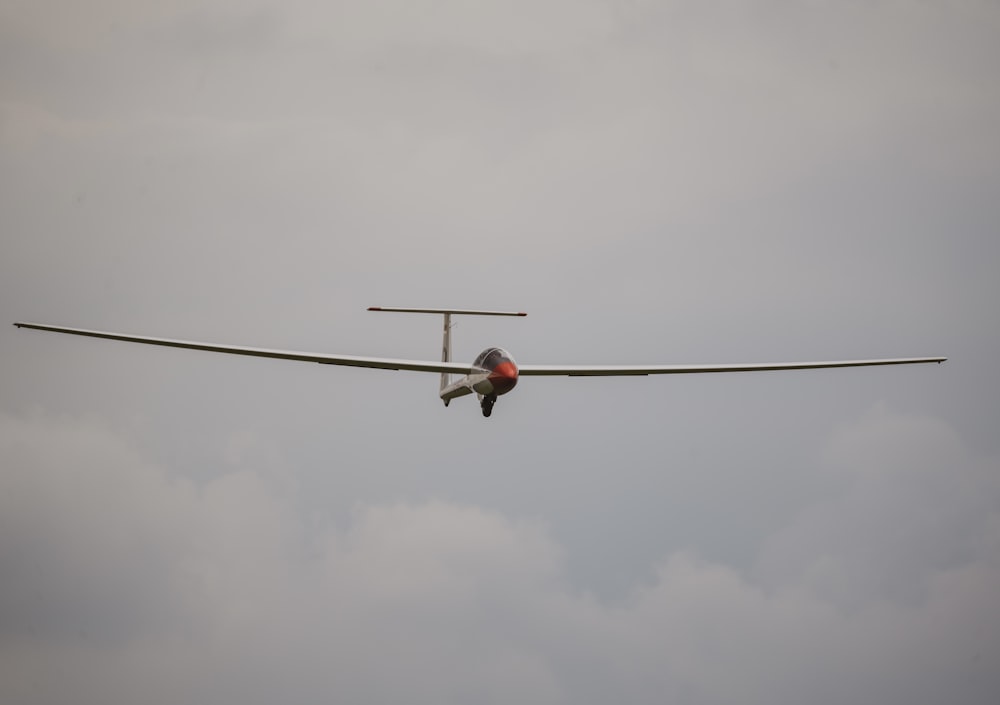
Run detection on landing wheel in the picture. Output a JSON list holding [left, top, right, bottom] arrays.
[[481, 394, 497, 418]]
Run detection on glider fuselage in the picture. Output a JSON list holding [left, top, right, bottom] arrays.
[[440, 347, 519, 405]]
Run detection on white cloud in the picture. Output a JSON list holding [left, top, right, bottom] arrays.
[[1, 409, 997, 705], [2, 2, 998, 703], [755, 404, 1000, 609]]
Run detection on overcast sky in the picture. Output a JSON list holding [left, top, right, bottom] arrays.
[[2, 1, 999, 703]]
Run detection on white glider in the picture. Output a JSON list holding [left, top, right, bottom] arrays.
[[14, 308, 945, 418]]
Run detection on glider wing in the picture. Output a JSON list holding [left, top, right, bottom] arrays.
[[13, 322, 946, 376], [518, 358, 946, 376], [13, 322, 472, 374]]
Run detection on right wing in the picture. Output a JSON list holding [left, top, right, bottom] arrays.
[[13, 322, 474, 374], [518, 358, 946, 376]]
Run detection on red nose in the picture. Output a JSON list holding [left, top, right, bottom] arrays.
[[488, 360, 519, 395]]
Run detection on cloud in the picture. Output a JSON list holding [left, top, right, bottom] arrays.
[[1, 408, 997, 705], [755, 404, 1000, 609], [1, 2, 998, 703]]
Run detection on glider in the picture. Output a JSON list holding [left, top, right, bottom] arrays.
[[14, 307, 945, 418]]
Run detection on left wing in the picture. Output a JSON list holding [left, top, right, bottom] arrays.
[[518, 358, 946, 376], [13, 322, 474, 374]]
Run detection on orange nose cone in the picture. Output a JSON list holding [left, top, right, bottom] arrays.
[[488, 360, 519, 395]]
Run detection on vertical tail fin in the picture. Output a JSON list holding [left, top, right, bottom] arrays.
[[440, 312, 452, 396]]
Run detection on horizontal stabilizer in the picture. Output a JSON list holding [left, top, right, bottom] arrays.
[[368, 307, 526, 317]]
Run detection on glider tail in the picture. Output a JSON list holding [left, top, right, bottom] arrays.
[[441, 312, 452, 398]]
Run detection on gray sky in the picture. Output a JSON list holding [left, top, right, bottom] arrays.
[[2, 1, 998, 703]]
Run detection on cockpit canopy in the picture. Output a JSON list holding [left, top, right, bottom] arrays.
[[473, 347, 514, 371]]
